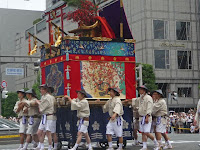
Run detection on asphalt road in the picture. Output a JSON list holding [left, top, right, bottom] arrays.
[[0, 133, 200, 150]]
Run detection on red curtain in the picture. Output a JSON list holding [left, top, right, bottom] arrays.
[[41, 67, 46, 84], [125, 63, 136, 99], [96, 16, 116, 39]]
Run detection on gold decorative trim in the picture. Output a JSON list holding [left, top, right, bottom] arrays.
[[125, 58, 129, 61], [113, 57, 117, 61], [75, 56, 79, 60], [50, 60, 52, 64], [101, 57, 105, 61], [64, 36, 80, 40], [44, 43, 51, 49], [80, 21, 99, 29], [124, 39, 136, 43], [92, 37, 112, 42], [55, 58, 57, 62], [88, 56, 92, 60], [61, 57, 63, 61]]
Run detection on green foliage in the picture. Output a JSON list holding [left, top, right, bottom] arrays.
[[33, 18, 42, 25], [142, 64, 158, 91], [2, 92, 18, 118], [1, 73, 41, 118], [32, 72, 41, 99], [136, 63, 157, 92]]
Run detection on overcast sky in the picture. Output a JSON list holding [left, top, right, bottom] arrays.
[[0, 0, 46, 11]]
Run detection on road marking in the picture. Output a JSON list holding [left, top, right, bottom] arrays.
[[0, 134, 20, 139], [171, 140, 200, 144]]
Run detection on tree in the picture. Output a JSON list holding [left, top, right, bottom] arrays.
[[137, 63, 157, 92], [2, 92, 18, 118], [33, 18, 42, 25], [32, 72, 41, 99], [66, 0, 98, 25]]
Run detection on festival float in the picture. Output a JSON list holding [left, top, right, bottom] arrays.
[[28, 0, 136, 149]]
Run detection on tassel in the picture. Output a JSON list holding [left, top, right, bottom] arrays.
[[22, 116, 26, 124], [67, 89, 70, 97], [66, 71, 70, 80], [50, 25, 54, 45], [66, 52, 69, 61], [42, 114, 47, 125]]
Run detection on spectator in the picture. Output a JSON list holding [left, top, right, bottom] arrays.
[[190, 123, 195, 133]]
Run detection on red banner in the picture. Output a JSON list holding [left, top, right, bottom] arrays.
[[63, 61, 81, 98], [125, 63, 136, 99], [41, 67, 46, 84]]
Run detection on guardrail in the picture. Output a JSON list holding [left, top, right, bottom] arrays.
[[0, 128, 19, 131]]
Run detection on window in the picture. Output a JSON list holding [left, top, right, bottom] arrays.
[[176, 22, 190, 40], [25, 26, 34, 39], [36, 19, 46, 34], [178, 87, 192, 97], [177, 51, 192, 69], [154, 50, 169, 69], [52, 0, 60, 5], [153, 20, 168, 39], [52, 17, 60, 24]]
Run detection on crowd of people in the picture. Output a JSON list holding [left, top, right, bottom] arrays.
[[0, 115, 19, 123], [168, 110, 199, 134]]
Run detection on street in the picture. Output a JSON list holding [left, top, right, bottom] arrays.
[[0, 133, 199, 150]]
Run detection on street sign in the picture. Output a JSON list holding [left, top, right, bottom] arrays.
[[1, 80, 7, 88], [6, 68, 24, 76]]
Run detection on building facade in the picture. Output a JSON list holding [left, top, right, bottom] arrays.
[[0, 8, 42, 92], [123, 0, 200, 109]]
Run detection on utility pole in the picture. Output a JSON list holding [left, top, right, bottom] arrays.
[[0, 59, 2, 116], [136, 64, 143, 86]]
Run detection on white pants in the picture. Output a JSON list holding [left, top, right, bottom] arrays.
[[26, 118, 41, 135], [155, 123, 166, 133], [19, 118, 28, 134], [139, 122, 152, 133], [78, 124, 88, 133], [38, 120, 56, 133], [106, 119, 123, 137]]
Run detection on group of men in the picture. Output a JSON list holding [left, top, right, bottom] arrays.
[[14, 83, 174, 150], [64, 85, 173, 150], [124, 85, 173, 150], [14, 84, 58, 150], [64, 87, 124, 150]]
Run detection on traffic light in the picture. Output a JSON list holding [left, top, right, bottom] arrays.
[[2, 89, 8, 99], [171, 91, 178, 101], [34, 59, 40, 72]]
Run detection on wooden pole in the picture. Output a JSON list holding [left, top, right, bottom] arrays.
[[120, 0, 124, 39], [50, 21, 69, 36], [28, 32, 45, 44]]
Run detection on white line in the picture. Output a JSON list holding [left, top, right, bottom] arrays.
[[171, 141, 200, 144]]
